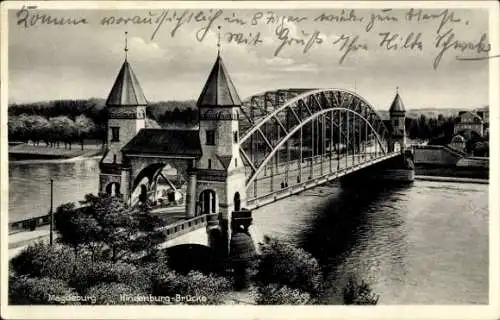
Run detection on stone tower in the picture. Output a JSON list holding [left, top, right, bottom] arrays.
[[389, 88, 406, 152], [99, 33, 148, 199], [194, 50, 246, 256]]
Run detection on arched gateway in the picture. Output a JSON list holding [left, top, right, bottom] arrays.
[[99, 43, 246, 223]]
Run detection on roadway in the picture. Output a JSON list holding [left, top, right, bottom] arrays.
[[248, 151, 390, 199]]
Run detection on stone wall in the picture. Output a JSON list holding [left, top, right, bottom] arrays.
[[413, 145, 463, 165]]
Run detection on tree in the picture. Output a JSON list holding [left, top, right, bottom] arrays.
[[55, 194, 166, 263], [49, 116, 76, 148], [9, 276, 80, 305], [54, 202, 103, 261], [75, 114, 96, 150], [254, 236, 323, 297]]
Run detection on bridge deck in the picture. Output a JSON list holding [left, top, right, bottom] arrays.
[[247, 151, 399, 209]]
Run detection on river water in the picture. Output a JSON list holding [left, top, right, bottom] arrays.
[[8, 158, 489, 304]]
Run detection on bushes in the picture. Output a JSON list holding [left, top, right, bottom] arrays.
[[10, 242, 76, 282], [343, 277, 380, 305], [9, 276, 79, 305], [253, 284, 312, 305], [254, 236, 323, 297], [152, 271, 231, 304], [69, 260, 150, 295], [86, 283, 138, 305]]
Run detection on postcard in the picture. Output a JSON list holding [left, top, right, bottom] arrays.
[[1, 1, 498, 319]]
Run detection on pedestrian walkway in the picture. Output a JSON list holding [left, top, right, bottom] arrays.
[[8, 205, 188, 260], [8, 225, 53, 259]]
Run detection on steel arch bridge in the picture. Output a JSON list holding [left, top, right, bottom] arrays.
[[237, 88, 399, 205]]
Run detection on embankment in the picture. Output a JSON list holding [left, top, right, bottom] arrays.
[[9, 144, 103, 160]]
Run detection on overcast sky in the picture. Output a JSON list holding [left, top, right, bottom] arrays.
[[8, 8, 492, 110]]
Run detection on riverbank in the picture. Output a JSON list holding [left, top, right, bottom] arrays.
[[415, 164, 489, 180], [415, 175, 488, 184], [9, 143, 103, 160]]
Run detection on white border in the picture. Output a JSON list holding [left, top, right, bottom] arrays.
[[1, 1, 499, 319]]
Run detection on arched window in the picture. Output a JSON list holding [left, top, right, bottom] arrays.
[[199, 190, 217, 215], [234, 192, 241, 211]]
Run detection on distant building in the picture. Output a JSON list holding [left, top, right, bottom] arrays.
[[454, 106, 488, 137]]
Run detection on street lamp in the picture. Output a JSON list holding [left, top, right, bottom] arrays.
[[49, 178, 53, 246]]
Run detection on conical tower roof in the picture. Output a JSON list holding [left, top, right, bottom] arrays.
[[106, 60, 148, 106], [197, 54, 242, 108], [389, 92, 405, 113]]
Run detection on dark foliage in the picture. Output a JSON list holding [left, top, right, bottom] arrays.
[[254, 236, 324, 297], [151, 270, 231, 304], [10, 242, 76, 282], [9, 275, 79, 305], [343, 277, 379, 305]]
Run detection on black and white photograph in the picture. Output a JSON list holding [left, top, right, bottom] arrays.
[[1, 1, 499, 319]]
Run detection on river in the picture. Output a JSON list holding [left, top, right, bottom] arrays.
[[8, 158, 489, 304]]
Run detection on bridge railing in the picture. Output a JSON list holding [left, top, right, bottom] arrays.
[[246, 151, 399, 209], [156, 213, 218, 241]]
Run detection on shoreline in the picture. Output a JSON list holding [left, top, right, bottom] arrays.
[[414, 175, 489, 184]]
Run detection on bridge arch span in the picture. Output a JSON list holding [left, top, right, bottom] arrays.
[[238, 88, 392, 188]]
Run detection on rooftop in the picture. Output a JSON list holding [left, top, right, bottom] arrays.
[[106, 60, 148, 106], [197, 54, 242, 108], [121, 129, 202, 157], [389, 93, 405, 113]]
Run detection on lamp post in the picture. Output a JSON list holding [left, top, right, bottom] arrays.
[[49, 178, 53, 246]]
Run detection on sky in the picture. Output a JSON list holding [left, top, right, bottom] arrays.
[[8, 7, 493, 110]]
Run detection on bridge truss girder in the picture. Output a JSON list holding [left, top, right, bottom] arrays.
[[238, 89, 392, 193]]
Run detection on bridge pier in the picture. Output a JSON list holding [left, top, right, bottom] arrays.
[[340, 151, 414, 185]]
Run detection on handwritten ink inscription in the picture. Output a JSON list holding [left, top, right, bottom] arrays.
[[14, 6, 495, 69]]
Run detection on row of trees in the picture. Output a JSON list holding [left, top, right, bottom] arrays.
[[10, 99, 482, 147], [8, 99, 108, 124], [154, 108, 198, 126], [8, 114, 102, 150], [9, 193, 379, 305], [405, 114, 456, 141]]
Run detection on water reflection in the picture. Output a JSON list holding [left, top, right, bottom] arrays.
[[253, 180, 488, 304], [9, 159, 100, 221]]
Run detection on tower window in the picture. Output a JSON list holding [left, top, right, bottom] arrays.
[[208, 159, 212, 169], [233, 131, 238, 143], [111, 127, 120, 142], [206, 130, 215, 145], [235, 158, 237, 167], [394, 119, 399, 126]]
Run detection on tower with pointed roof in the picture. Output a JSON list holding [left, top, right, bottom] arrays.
[[389, 87, 406, 152], [99, 32, 147, 198], [194, 36, 246, 254]]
